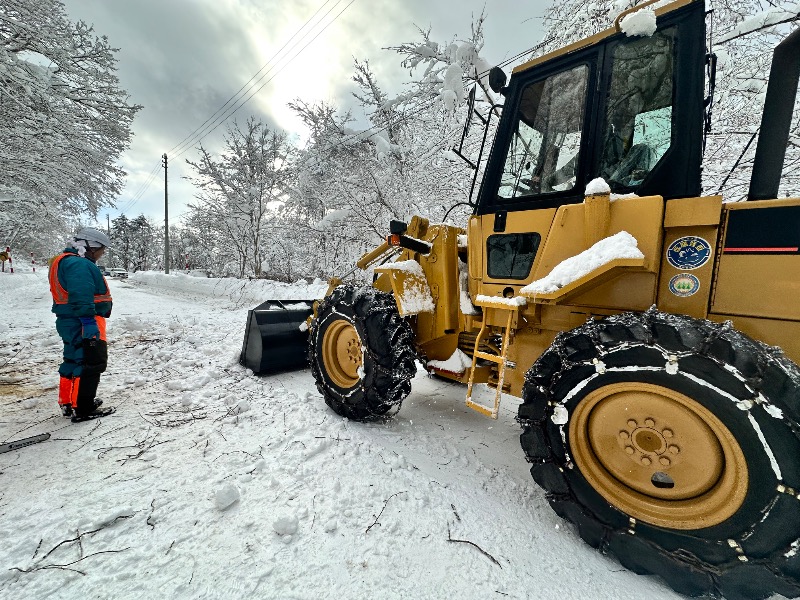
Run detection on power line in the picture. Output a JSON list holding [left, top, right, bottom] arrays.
[[116, 162, 162, 215], [120, 29, 540, 221], [171, 0, 357, 160], [302, 39, 551, 160], [162, 42, 542, 228], [118, 0, 355, 216], [166, 0, 342, 158]]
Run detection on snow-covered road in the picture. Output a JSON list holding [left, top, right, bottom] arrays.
[[0, 269, 688, 599]]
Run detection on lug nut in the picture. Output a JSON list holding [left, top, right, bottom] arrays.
[[641, 457, 652, 466], [645, 418, 655, 428], [627, 420, 637, 429], [625, 446, 635, 455], [668, 445, 680, 455]]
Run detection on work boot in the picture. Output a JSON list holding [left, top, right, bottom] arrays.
[[71, 407, 115, 423], [60, 404, 73, 417]]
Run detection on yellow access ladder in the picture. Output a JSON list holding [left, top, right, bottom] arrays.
[[465, 298, 523, 419]]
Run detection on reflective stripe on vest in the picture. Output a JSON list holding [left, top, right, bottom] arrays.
[[49, 253, 113, 305]]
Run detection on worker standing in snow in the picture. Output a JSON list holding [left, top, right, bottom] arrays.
[[49, 228, 115, 422]]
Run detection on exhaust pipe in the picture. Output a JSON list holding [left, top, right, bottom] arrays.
[[748, 27, 800, 200]]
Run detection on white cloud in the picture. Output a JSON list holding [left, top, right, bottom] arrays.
[[60, 0, 545, 224]]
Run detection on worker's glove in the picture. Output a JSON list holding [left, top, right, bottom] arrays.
[[82, 338, 108, 375], [79, 316, 100, 339]]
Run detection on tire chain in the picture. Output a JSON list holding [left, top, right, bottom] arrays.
[[311, 284, 417, 420], [518, 308, 800, 598], [520, 308, 800, 430]]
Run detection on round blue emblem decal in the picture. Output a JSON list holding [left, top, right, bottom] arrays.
[[669, 273, 701, 297], [667, 236, 711, 270]]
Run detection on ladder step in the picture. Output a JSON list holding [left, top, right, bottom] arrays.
[[474, 351, 504, 364], [465, 399, 498, 419], [487, 378, 512, 393]]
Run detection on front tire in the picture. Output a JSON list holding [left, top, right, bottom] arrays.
[[519, 309, 800, 599], [309, 284, 417, 421]]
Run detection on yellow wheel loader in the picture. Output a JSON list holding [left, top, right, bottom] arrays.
[[242, 0, 800, 597]]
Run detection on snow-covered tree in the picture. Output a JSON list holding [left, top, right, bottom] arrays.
[[109, 215, 133, 270], [282, 17, 497, 278], [178, 215, 227, 277], [186, 118, 295, 278], [107, 213, 162, 271], [0, 0, 141, 254], [128, 215, 156, 272], [0, 204, 76, 261]]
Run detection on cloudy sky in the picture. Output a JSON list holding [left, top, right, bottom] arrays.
[[60, 0, 547, 230]]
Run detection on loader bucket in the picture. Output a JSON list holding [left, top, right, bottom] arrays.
[[240, 300, 315, 374]]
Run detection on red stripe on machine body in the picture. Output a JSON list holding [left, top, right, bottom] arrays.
[[724, 247, 799, 253]]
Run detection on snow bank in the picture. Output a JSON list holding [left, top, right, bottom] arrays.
[[522, 231, 644, 295], [130, 271, 329, 306]]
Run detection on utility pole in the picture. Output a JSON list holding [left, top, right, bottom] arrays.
[[162, 153, 170, 274]]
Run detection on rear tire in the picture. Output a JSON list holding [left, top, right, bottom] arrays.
[[519, 309, 800, 599], [309, 284, 417, 421]]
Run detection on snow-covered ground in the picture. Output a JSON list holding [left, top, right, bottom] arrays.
[[1, 268, 697, 599]]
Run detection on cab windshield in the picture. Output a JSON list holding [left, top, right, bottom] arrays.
[[496, 27, 676, 201]]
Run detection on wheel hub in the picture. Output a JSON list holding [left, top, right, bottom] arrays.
[[321, 320, 363, 389], [569, 382, 748, 529]]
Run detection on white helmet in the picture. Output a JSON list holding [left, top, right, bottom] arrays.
[[74, 227, 112, 249]]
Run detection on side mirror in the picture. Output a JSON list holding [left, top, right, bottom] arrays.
[[390, 220, 408, 235], [488, 66, 508, 94]]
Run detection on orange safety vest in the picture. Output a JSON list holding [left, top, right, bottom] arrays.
[[49, 253, 113, 305]]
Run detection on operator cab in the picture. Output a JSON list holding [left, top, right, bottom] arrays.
[[475, 0, 706, 216]]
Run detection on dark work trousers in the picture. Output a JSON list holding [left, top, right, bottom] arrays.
[[55, 316, 107, 415]]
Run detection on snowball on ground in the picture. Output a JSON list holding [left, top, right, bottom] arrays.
[[214, 483, 240, 510], [620, 8, 657, 37], [273, 515, 299, 536], [475, 294, 527, 307], [522, 231, 644, 295], [427, 348, 473, 374], [585, 177, 611, 195]]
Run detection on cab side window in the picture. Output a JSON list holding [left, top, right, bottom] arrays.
[[600, 28, 675, 189], [486, 233, 541, 280], [499, 65, 589, 199]]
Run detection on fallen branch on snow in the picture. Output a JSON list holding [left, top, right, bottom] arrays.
[[11, 548, 130, 576], [366, 491, 407, 533], [447, 525, 502, 568]]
